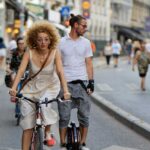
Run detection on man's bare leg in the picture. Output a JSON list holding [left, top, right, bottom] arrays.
[[59, 127, 67, 144]]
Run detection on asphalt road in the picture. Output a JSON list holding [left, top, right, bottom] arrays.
[[0, 59, 150, 150], [0, 68, 150, 150]]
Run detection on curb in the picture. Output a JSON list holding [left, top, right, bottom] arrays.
[[91, 93, 150, 140]]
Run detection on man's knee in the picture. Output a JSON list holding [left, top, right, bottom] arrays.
[[78, 117, 89, 127], [59, 119, 70, 128]]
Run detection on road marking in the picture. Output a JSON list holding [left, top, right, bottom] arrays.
[[0, 147, 51, 150], [126, 83, 139, 91], [0, 148, 20, 150], [102, 145, 140, 150], [97, 83, 113, 92]]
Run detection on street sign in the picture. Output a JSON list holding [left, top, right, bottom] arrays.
[[82, 0, 91, 19], [60, 6, 70, 17]]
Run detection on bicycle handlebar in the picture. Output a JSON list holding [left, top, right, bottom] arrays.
[[16, 93, 72, 107], [16, 93, 84, 106]]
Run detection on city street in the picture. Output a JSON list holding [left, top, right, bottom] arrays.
[[1, 0, 150, 150], [0, 58, 150, 150]]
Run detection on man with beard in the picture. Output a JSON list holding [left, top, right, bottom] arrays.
[[58, 14, 94, 150]]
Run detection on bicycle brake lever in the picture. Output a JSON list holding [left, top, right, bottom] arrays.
[[45, 98, 48, 107]]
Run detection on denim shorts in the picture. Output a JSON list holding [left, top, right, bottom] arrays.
[[58, 82, 91, 128]]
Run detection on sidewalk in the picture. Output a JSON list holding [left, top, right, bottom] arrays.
[[92, 56, 150, 140]]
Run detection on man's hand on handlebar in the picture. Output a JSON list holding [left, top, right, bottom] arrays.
[[63, 91, 71, 100]]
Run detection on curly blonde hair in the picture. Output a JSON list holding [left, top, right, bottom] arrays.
[[25, 20, 60, 51]]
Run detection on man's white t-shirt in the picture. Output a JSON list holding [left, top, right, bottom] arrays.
[[59, 35, 93, 82]]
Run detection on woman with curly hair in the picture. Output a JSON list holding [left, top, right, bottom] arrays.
[[9, 20, 70, 150]]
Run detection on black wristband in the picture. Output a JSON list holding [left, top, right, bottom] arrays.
[[87, 79, 94, 92]]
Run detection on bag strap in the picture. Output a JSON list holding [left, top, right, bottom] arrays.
[[18, 50, 51, 92]]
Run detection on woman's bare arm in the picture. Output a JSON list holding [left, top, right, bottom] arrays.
[[55, 50, 70, 99]]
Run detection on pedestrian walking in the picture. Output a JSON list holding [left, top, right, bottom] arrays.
[[104, 41, 113, 66], [58, 14, 94, 150], [9, 20, 71, 150], [132, 41, 150, 91], [6, 37, 17, 64], [125, 39, 132, 64], [145, 39, 150, 58], [112, 40, 122, 67], [6, 37, 27, 86], [131, 40, 141, 57]]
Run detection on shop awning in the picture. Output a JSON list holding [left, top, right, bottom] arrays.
[[5, 0, 20, 11], [119, 27, 145, 41]]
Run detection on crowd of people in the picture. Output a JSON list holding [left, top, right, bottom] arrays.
[[103, 38, 150, 91]]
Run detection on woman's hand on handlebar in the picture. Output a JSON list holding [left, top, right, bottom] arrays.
[[63, 91, 71, 100], [9, 88, 17, 97]]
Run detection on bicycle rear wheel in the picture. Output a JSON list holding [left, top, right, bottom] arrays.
[[67, 126, 73, 150], [72, 124, 80, 150], [30, 127, 44, 150]]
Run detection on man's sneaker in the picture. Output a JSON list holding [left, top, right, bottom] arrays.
[[79, 143, 90, 150], [45, 133, 56, 147], [60, 143, 67, 150]]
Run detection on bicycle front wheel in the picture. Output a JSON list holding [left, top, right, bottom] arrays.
[[30, 127, 44, 150]]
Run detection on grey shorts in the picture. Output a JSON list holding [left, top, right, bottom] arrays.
[[58, 82, 91, 128]]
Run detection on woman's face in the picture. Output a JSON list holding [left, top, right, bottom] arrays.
[[36, 32, 50, 50]]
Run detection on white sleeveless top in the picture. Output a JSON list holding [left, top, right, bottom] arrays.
[[21, 50, 60, 100]]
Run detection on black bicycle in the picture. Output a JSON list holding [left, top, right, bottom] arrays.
[[66, 121, 80, 150], [16, 93, 63, 150], [65, 96, 85, 150]]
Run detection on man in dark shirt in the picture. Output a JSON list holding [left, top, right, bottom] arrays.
[[6, 37, 27, 87], [10, 37, 26, 72]]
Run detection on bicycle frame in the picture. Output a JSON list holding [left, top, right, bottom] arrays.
[[16, 94, 62, 150]]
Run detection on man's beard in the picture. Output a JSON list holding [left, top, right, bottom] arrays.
[[77, 31, 84, 37]]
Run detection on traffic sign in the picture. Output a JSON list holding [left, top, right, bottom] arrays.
[[82, 0, 91, 19], [60, 6, 70, 17]]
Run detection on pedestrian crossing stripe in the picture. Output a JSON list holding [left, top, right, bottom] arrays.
[[125, 83, 139, 90], [97, 83, 113, 91], [96, 83, 140, 92], [0, 145, 140, 150], [102, 145, 140, 150]]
